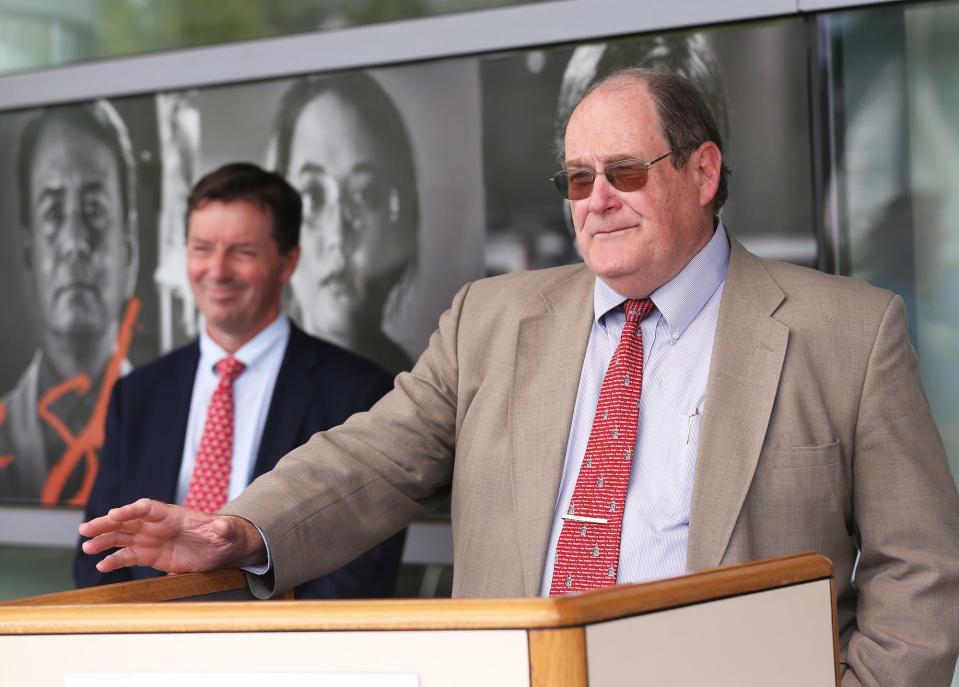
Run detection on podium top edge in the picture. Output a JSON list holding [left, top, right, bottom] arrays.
[[0, 552, 831, 635]]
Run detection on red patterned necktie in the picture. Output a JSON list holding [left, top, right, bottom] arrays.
[[550, 298, 654, 596], [184, 356, 246, 513]]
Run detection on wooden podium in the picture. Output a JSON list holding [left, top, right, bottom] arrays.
[[0, 552, 839, 687]]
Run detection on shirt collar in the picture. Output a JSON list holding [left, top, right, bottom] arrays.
[[198, 313, 290, 374], [594, 222, 730, 338]]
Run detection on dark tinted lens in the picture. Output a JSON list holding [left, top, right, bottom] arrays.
[[606, 161, 649, 192], [551, 169, 594, 200], [551, 171, 571, 198], [565, 169, 595, 200]]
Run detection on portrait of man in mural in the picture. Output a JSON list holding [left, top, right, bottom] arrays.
[[270, 73, 419, 374], [0, 100, 140, 506]]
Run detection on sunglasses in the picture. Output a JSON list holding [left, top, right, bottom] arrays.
[[550, 151, 674, 200]]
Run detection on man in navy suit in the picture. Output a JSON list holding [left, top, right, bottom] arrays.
[[74, 162, 405, 598]]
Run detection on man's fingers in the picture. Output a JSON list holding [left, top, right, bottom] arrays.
[[95, 546, 140, 573], [80, 499, 193, 573], [81, 530, 138, 555], [78, 498, 163, 537], [81, 535, 108, 556], [108, 497, 159, 522], [78, 514, 113, 538]]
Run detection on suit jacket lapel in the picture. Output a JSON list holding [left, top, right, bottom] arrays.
[[150, 344, 199, 501], [686, 240, 788, 571], [510, 265, 595, 595], [254, 324, 316, 477]]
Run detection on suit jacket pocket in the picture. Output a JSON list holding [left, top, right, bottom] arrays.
[[767, 440, 840, 468], [743, 441, 851, 555]]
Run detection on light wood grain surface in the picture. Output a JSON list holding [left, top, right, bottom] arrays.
[[1, 552, 832, 635]]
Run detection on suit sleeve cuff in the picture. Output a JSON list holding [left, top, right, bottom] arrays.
[[240, 520, 272, 576]]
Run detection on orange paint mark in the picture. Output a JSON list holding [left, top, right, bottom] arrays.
[[0, 400, 12, 468], [39, 297, 141, 506]]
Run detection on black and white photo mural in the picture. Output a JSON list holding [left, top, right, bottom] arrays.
[[0, 17, 812, 506]]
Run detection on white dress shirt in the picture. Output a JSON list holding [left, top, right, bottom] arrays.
[[176, 314, 291, 505], [540, 223, 730, 594]]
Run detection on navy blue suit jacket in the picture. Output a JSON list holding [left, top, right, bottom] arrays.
[[74, 324, 405, 598]]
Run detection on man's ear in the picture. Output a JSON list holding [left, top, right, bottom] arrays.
[[694, 141, 722, 209], [280, 244, 301, 285]]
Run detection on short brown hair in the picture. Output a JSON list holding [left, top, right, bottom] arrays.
[[187, 162, 302, 254]]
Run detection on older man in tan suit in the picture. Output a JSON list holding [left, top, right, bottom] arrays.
[[83, 68, 959, 686]]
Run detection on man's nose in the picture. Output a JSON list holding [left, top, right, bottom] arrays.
[[586, 172, 621, 214], [320, 203, 351, 269], [58, 202, 94, 260], [207, 248, 231, 279]]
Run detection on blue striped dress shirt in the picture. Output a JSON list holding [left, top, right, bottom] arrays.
[[540, 223, 730, 594]]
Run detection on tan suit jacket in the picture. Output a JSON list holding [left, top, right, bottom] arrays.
[[226, 238, 959, 686]]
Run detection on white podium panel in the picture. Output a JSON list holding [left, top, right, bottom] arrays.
[[586, 579, 835, 687], [1, 629, 530, 687]]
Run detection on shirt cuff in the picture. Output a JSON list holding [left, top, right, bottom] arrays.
[[240, 520, 273, 576]]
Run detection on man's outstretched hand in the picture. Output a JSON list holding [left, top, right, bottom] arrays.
[[79, 498, 266, 574]]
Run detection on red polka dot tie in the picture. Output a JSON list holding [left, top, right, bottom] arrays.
[[184, 356, 246, 513], [550, 298, 654, 596]]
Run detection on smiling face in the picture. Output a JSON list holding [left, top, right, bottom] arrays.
[[27, 119, 132, 340], [187, 199, 299, 351], [285, 91, 411, 346], [565, 79, 720, 297]]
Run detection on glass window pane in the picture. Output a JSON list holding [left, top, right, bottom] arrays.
[[823, 0, 959, 491], [0, 0, 549, 76]]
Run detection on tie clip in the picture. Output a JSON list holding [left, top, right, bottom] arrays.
[[562, 514, 608, 524]]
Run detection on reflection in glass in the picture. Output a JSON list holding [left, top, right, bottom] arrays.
[[0, 0, 550, 77], [824, 2, 959, 492]]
